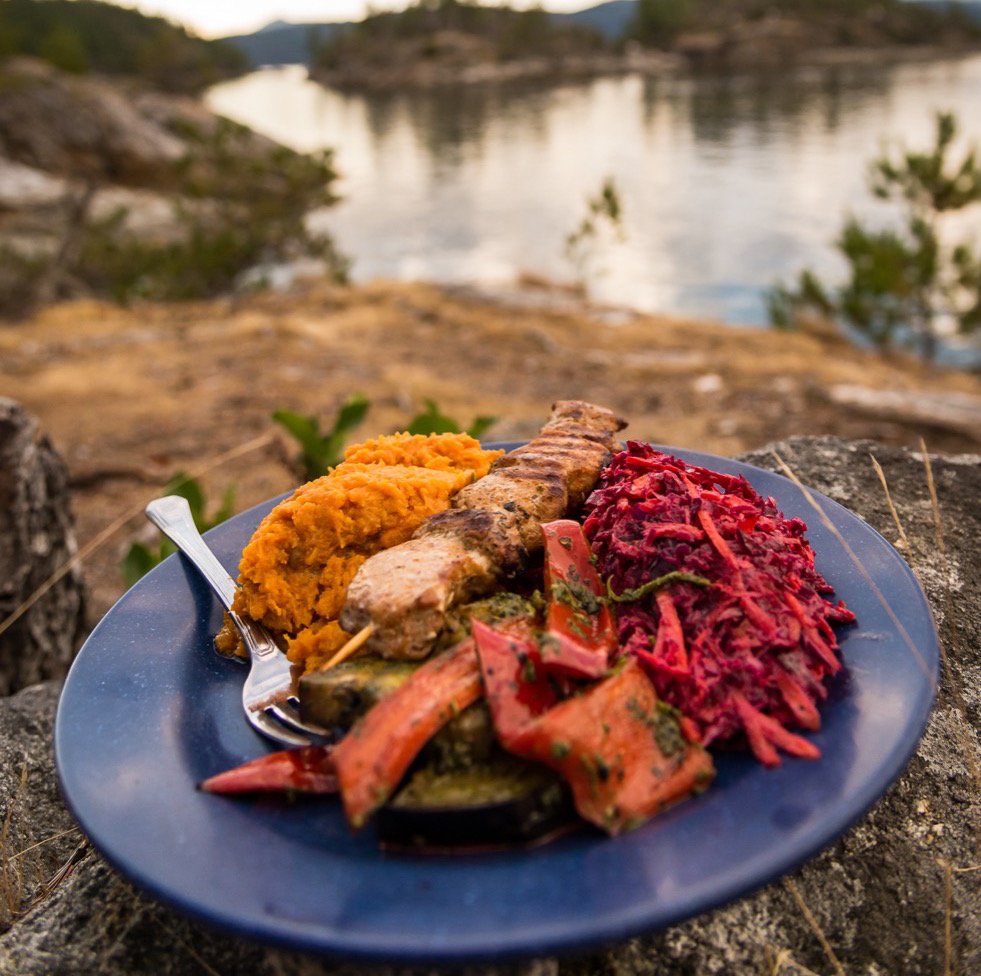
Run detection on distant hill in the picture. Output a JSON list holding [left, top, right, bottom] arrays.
[[564, 0, 981, 35], [0, 0, 246, 92], [559, 0, 638, 41], [916, 1, 981, 23], [222, 20, 347, 68]]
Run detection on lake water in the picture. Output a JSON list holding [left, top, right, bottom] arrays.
[[206, 56, 981, 350]]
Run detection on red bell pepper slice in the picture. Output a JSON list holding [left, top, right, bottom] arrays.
[[507, 658, 715, 834], [472, 618, 559, 744], [541, 519, 617, 678], [199, 745, 338, 795], [331, 638, 483, 829]]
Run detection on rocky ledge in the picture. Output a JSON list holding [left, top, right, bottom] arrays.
[[0, 59, 342, 318], [0, 400, 977, 975]]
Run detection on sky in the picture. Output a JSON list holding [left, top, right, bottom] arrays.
[[111, 1, 594, 39]]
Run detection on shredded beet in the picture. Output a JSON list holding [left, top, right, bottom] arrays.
[[583, 443, 855, 766]]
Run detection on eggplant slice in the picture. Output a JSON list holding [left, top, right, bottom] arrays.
[[375, 752, 575, 851], [298, 656, 420, 730]]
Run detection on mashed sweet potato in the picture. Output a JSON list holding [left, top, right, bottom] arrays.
[[214, 432, 501, 671]]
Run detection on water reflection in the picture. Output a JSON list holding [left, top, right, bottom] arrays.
[[206, 57, 981, 327]]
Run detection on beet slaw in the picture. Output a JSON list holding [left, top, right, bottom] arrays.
[[583, 442, 855, 766]]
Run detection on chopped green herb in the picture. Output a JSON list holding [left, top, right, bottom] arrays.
[[693, 768, 714, 794], [564, 613, 591, 639], [536, 632, 561, 654], [652, 701, 686, 758], [626, 697, 686, 758], [579, 753, 598, 787], [520, 655, 537, 684], [605, 571, 712, 604], [551, 578, 603, 616]]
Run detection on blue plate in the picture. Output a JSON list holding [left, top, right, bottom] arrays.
[[55, 447, 939, 965]]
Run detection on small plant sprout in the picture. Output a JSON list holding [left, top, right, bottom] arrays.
[[564, 177, 626, 291], [273, 393, 371, 481], [406, 399, 496, 439]]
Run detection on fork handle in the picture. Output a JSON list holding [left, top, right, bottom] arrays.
[[145, 496, 284, 663], [144, 495, 237, 610]]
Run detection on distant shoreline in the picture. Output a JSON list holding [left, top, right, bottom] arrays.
[[307, 43, 981, 93]]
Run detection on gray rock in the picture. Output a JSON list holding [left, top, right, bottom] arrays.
[[0, 682, 81, 933], [0, 59, 319, 204], [0, 60, 184, 187], [0, 437, 976, 974], [0, 397, 86, 696], [0, 156, 67, 211]]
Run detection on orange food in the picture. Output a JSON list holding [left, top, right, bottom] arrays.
[[217, 432, 501, 670]]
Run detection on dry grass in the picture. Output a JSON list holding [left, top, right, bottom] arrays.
[[152, 918, 225, 976], [0, 764, 30, 930], [783, 878, 846, 975], [869, 452, 910, 553], [916, 440, 981, 802], [26, 840, 87, 913], [0, 761, 83, 931], [764, 947, 825, 976]]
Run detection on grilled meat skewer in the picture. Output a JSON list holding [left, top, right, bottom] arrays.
[[340, 400, 626, 660]]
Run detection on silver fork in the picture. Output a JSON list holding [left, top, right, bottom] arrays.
[[144, 495, 328, 749]]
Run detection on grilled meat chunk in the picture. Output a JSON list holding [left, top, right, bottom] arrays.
[[340, 401, 626, 659], [340, 532, 497, 661]]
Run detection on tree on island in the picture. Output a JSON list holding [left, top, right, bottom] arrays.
[[0, 0, 246, 92], [626, 0, 981, 48]]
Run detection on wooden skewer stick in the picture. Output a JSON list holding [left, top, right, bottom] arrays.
[[320, 623, 376, 671]]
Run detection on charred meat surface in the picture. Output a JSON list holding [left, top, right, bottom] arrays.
[[340, 532, 497, 661], [340, 401, 626, 659]]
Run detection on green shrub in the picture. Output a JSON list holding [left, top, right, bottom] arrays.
[[274, 396, 498, 481], [405, 399, 496, 439], [273, 394, 371, 481], [768, 111, 981, 361], [0, 246, 48, 320], [3, 113, 348, 315], [565, 177, 625, 287], [0, 0, 246, 93]]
